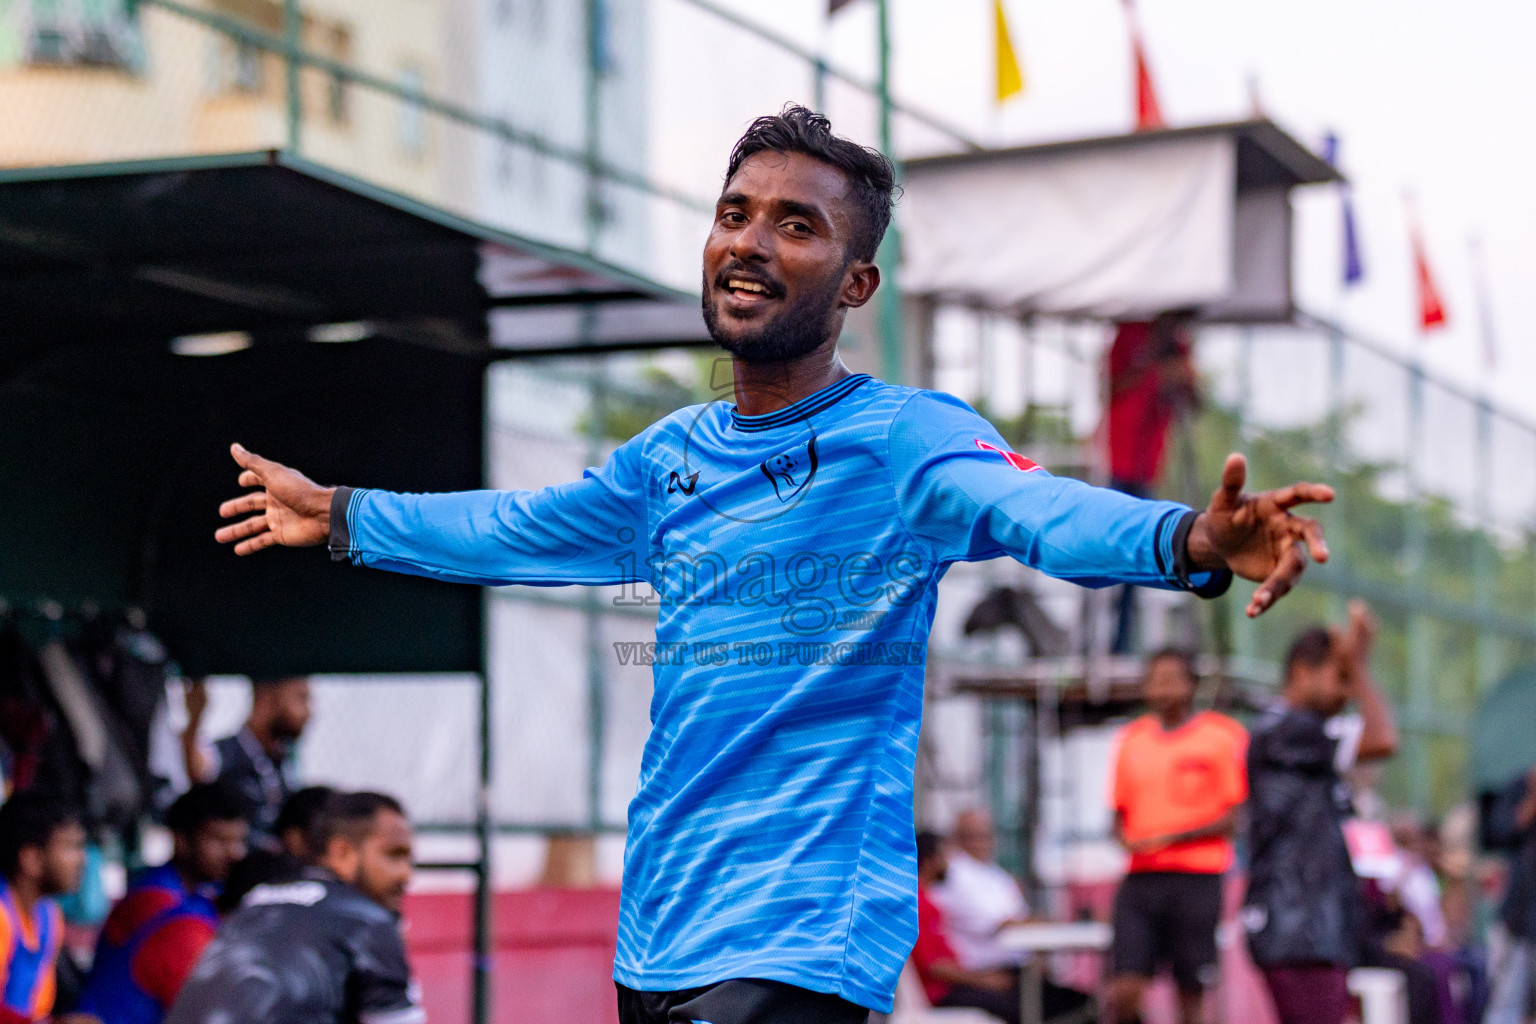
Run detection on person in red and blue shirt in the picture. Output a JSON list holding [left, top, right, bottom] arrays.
[[0, 794, 86, 1024], [912, 831, 1088, 1024], [79, 784, 248, 1024]]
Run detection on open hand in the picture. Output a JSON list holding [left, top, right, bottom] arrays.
[[214, 444, 335, 555], [1186, 453, 1334, 618], [1334, 599, 1378, 676]]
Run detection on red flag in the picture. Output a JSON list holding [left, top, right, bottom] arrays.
[[1121, 0, 1164, 130], [1410, 218, 1447, 332]]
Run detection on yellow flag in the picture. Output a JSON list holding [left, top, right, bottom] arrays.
[[995, 0, 1025, 102]]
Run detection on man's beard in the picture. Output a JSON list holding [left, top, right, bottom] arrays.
[[702, 269, 843, 364], [271, 719, 305, 744]]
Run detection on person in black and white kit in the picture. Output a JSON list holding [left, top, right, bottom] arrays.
[[167, 791, 423, 1024], [181, 677, 311, 843], [1243, 602, 1399, 1024]]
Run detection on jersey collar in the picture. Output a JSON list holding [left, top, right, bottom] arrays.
[[729, 374, 872, 432]]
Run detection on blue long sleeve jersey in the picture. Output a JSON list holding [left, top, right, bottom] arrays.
[[329, 374, 1229, 1012]]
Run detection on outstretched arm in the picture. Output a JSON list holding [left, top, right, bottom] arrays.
[[215, 439, 651, 587], [1185, 453, 1334, 618], [890, 393, 1332, 615], [1335, 600, 1398, 761]]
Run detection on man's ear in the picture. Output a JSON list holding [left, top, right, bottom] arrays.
[[320, 837, 360, 882], [16, 845, 42, 881], [839, 261, 880, 309]]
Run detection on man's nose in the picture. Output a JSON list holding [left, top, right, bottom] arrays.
[[730, 214, 773, 263]]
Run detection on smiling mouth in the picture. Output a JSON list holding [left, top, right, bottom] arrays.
[[718, 274, 782, 304]]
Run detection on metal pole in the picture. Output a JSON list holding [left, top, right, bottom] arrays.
[[283, 0, 301, 151], [1405, 363, 1432, 813], [473, 663, 493, 1024], [584, 0, 605, 254], [1474, 398, 1496, 692], [1231, 329, 1255, 667], [586, 361, 608, 832], [874, 0, 902, 383], [1324, 324, 1347, 620], [472, 380, 494, 1024]]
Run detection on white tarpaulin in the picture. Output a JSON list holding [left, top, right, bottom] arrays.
[[900, 132, 1237, 319]]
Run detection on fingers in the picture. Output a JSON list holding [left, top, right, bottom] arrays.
[[214, 513, 268, 545], [1349, 598, 1376, 628], [229, 442, 281, 482], [234, 531, 280, 557], [1268, 482, 1337, 511], [1298, 515, 1330, 563], [219, 492, 267, 519], [1211, 453, 1247, 511], [1247, 541, 1308, 618]]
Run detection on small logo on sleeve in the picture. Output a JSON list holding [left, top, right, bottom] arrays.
[[974, 439, 1042, 472], [667, 470, 700, 495]]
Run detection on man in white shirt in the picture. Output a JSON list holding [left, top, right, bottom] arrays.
[[930, 809, 1030, 971]]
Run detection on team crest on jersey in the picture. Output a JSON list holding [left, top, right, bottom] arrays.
[[974, 439, 1042, 472], [760, 437, 818, 502]]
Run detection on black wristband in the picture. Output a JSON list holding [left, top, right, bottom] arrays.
[[1171, 510, 1233, 599], [328, 486, 355, 562]]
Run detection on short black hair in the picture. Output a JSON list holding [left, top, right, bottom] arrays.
[[274, 785, 336, 838], [916, 830, 944, 866], [1284, 627, 1335, 681], [308, 791, 406, 856], [165, 781, 247, 838], [0, 793, 80, 877], [724, 104, 898, 262], [1145, 647, 1197, 683]]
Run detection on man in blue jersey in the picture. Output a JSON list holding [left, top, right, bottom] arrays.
[[214, 105, 1334, 1023]]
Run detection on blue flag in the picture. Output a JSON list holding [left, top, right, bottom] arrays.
[[1323, 133, 1364, 286]]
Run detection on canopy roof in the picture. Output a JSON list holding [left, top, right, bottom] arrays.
[[1473, 667, 1536, 793], [905, 118, 1340, 188], [0, 149, 710, 366], [898, 118, 1342, 322], [0, 151, 708, 675]]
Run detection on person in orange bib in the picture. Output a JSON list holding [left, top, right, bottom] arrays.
[[1108, 648, 1248, 1024], [0, 794, 86, 1024]]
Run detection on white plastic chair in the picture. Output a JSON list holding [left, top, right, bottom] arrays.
[[1348, 967, 1408, 1024]]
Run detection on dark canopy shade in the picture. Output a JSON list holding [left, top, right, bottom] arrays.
[[0, 151, 707, 675], [1473, 667, 1536, 793]]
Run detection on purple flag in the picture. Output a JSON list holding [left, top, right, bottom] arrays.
[[1323, 133, 1364, 286]]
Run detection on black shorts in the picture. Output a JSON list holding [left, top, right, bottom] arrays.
[[1110, 871, 1224, 992], [616, 978, 869, 1024]]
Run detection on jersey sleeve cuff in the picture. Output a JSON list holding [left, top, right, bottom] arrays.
[[328, 486, 360, 563], [1170, 510, 1233, 599]]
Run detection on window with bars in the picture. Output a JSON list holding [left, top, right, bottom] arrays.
[[17, 0, 143, 70]]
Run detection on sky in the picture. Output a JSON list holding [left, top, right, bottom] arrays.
[[654, 0, 1536, 422]]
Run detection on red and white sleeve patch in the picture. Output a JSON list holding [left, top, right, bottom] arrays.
[[974, 439, 1042, 472]]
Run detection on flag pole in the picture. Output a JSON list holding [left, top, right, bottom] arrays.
[[1468, 234, 1497, 370], [875, 0, 902, 383]]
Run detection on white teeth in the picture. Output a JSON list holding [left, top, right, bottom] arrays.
[[727, 279, 769, 295]]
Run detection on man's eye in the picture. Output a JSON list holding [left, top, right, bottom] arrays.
[[721, 211, 746, 225], [784, 221, 811, 235]]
